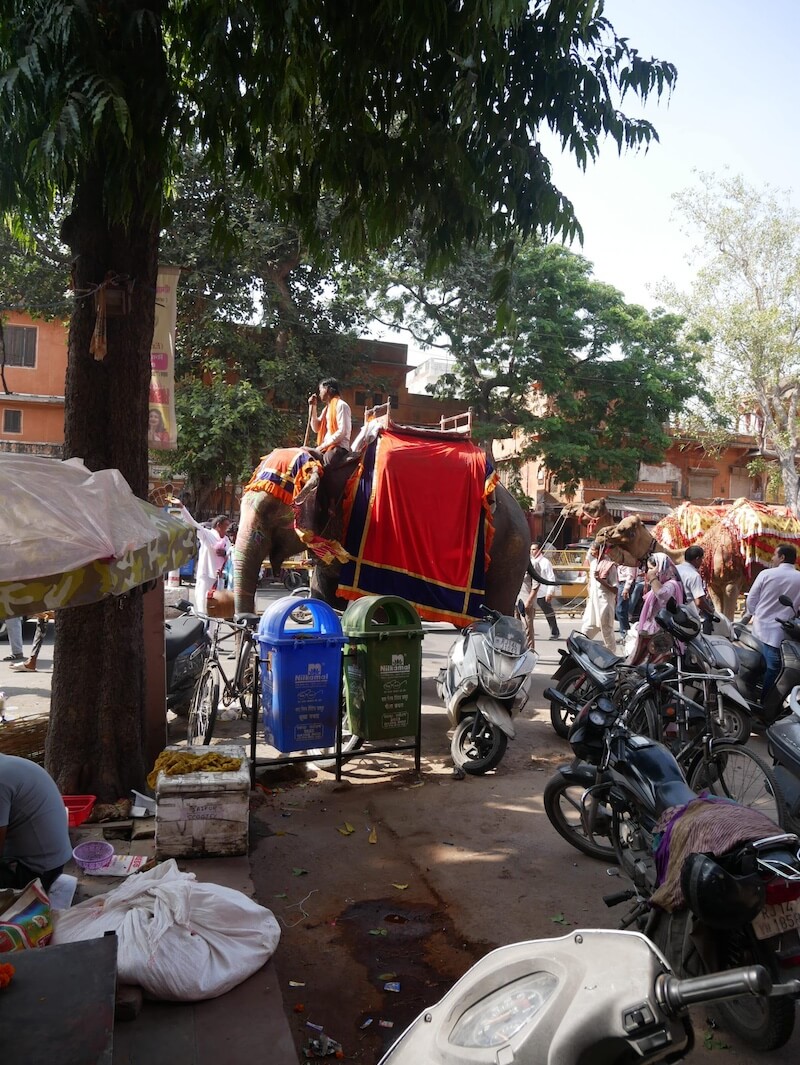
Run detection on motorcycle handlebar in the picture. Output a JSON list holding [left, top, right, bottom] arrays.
[[656, 966, 772, 1014]]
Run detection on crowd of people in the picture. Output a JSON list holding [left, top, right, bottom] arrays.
[[523, 533, 800, 694]]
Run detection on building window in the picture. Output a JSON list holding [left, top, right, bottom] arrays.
[[3, 409, 22, 433], [688, 472, 715, 499], [3, 324, 37, 368], [372, 392, 383, 406], [355, 391, 368, 407], [388, 394, 399, 408]]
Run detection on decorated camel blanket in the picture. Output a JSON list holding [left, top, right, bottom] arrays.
[[655, 499, 800, 580], [336, 429, 497, 624]]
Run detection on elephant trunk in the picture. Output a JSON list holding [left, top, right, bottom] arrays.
[[234, 493, 266, 615]]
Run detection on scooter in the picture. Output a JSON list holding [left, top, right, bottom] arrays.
[[165, 600, 208, 716], [436, 607, 536, 775], [378, 927, 800, 1065], [730, 594, 800, 727]]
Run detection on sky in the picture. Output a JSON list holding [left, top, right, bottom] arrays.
[[552, 0, 800, 308], [383, 0, 800, 363]]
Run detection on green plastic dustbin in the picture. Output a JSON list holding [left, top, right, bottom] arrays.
[[342, 596, 424, 740]]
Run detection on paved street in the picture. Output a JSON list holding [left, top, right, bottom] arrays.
[[2, 592, 796, 1062]]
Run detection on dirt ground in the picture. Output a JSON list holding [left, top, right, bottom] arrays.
[[245, 630, 799, 1065]]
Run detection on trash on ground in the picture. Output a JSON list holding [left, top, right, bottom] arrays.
[[87, 854, 151, 878], [368, 826, 378, 844], [384, 981, 401, 992]]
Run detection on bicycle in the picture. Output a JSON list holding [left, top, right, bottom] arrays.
[[186, 612, 261, 746], [621, 610, 785, 823]]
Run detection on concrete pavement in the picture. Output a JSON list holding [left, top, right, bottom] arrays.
[[0, 592, 584, 1065]]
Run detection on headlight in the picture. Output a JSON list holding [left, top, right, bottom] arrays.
[[449, 971, 559, 1048]]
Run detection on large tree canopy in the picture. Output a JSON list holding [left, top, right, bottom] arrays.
[[662, 173, 800, 513], [158, 154, 369, 511], [0, 0, 677, 797], [347, 237, 703, 492]]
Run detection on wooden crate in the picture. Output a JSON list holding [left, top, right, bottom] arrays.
[[155, 744, 249, 859]]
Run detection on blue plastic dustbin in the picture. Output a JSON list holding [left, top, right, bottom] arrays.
[[257, 596, 346, 752]]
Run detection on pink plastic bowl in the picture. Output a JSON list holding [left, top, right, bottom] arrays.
[[72, 840, 114, 871]]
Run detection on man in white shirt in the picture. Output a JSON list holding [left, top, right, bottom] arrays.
[[527, 543, 561, 641], [745, 544, 800, 691], [177, 505, 231, 615], [677, 545, 715, 625], [615, 563, 638, 642], [308, 378, 352, 466]]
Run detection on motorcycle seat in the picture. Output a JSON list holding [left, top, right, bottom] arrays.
[[165, 615, 205, 656], [734, 624, 767, 656], [568, 632, 626, 672], [653, 779, 697, 817]]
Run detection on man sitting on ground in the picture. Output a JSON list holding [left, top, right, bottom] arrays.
[[0, 754, 73, 890]]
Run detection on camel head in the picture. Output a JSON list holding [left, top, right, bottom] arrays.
[[562, 497, 614, 534], [601, 515, 656, 567]]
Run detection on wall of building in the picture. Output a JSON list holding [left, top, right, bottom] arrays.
[[1, 312, 67, 455]]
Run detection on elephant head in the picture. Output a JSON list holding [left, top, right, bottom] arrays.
[[233, 451, 531, 618]]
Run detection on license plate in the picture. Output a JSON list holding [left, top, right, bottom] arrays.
[[752, 899, 800, 940]]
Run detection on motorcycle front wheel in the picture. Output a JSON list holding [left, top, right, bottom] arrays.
[[451, 714, 507, 774], [718, 699, 751, 745], [543, 774, 616, 861], [549, 668, 595, 739]]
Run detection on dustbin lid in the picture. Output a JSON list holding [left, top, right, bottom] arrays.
[[258, 595, 344, 644], [341, 595, 422, 635]]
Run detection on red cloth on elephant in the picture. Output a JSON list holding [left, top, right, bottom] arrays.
[[337, 429, 497, 625]]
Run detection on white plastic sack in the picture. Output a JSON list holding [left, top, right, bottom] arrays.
[[52, 859, 281, 1000], [0, 455, 158, 582], [623, 624, 639, 658]]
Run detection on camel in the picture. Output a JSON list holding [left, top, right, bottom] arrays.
[[599, 499, 800, 619], [561, 498, 615, 537]]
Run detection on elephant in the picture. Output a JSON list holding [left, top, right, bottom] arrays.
[[233, 447, 531, 620]]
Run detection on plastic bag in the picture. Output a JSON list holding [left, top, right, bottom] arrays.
[[0, 879, 53, 952], [52, 860, 280, 1000], [0, 455, 158, 582]]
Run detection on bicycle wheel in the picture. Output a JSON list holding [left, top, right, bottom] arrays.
[[187, 671, 220, 746], [689, 742, 786, 825], [624, 695, 661, 741]]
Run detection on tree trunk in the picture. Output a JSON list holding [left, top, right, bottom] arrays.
[[45, 3, 167, 797]]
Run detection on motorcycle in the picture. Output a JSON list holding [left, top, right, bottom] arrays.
[[549, 603, 750, 743], [377, 927, 800, 1065], [436, 607, 536, 775], [768, 685, 800, 835], [543, 689, 800, 1048], [729, 593, 800, 728], [165, 599, 208, 716]]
